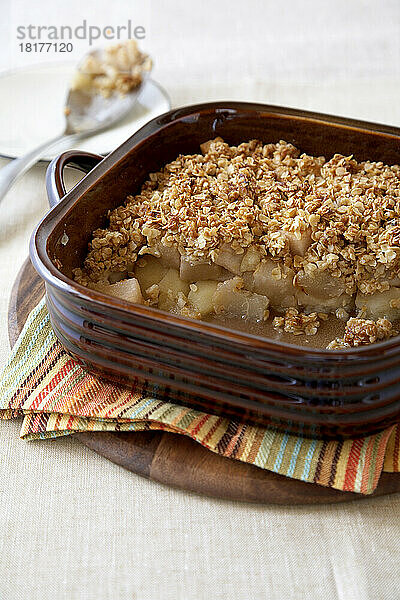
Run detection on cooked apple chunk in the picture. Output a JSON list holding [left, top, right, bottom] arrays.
[[214, 244, 243, 275], [93, 278, 143, 304], [295, 267, 346, 300], [253, 259, 296, 310], [296, 290, 353, 314], [158, 269, 190, 296], [240, 246, 262, 272], [356, 288, 400, 321], [156, 243, 181, 270], [188, 281, 219, 317], [213, 277, 269, 321], [108, 270, 129, 284], [134, 256, 167, 295], [180, 257, 226, 282], [158, 268, 190, 311]]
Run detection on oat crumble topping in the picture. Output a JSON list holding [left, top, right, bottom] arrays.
[[73, 137, 400, 348], [327, 318, 398, 348], [76, 138, 400, 290], [71, 40, 152, 98], [273, 309, 328, 336]]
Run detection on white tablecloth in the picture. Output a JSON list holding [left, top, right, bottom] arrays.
[[1, 1, 400, 598]]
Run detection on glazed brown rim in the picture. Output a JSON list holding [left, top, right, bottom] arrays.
[[30, 101, 400, 359]]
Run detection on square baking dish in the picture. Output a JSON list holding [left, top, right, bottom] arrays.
[[30, 102, 400, 438]]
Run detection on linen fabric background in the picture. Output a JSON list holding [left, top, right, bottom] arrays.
[[1, 1, 400, 598]]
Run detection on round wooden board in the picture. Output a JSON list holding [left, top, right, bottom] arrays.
[[8, 259, 400, 504]]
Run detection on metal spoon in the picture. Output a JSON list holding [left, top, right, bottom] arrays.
[[0, 50, 149, 203]]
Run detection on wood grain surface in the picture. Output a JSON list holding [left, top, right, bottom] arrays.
[[8, 259, 400, 504]]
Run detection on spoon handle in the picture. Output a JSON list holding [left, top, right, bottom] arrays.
[[0, 132, 79, 203]]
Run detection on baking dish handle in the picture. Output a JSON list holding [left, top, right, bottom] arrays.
[[46, 150, 104, 208]]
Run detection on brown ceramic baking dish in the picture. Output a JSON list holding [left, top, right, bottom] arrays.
[[30, 102, 400, 438]]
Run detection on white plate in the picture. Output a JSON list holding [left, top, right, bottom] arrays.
[[0, 63, 171, 161]]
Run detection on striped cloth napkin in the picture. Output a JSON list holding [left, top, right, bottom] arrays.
[[1, 298, 399, 494]]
